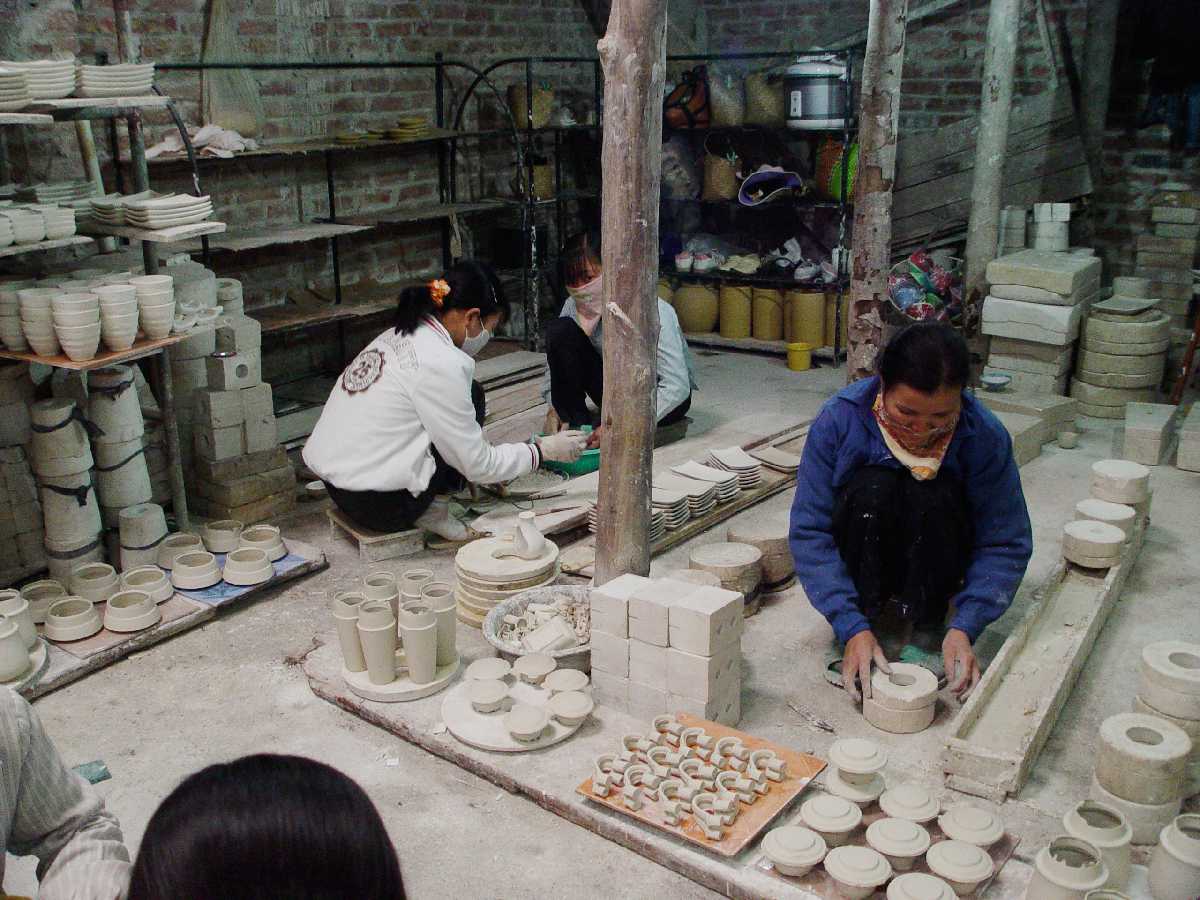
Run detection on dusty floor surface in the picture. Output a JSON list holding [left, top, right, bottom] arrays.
[[6, 350, 1199, 898]]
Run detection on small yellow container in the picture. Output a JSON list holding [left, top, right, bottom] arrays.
[[786, 342, 812, 371]]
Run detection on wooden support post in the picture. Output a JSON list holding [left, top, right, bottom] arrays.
[[847, 0, 909, 382], [1080, 0, 1120, 183], [593, 0, 667, 584], [963, 0, 1023, 326]]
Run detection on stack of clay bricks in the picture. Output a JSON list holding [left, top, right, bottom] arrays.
[[1119, 402, 1179, 466], [1134, 640, 1200, 805], [589, 574, 742, 726], [0, 367, 44, 583], [999, 205, 1027, 255], [1072, 302, 1171, 418], [982, 250, 1100, 396], [1138, 185, 1197, 330], [189, 313, 294, 523], [1178, 405, 1200, 472], [1031, 202, 1070, 252]]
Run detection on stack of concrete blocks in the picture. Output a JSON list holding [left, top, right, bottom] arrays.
[[982, 394, 1080, 466], [189, 313, 294, 523], [982, 250, 1100, 396], [1177, 404, 1200, 473], [999, 206, 1028, 255], [1118, 403, 1179, 466], [589, 574, 743, 726], [1139, 185, 1197, 331], [166, 326, 215, 477], [0, 367, 44, 583], [1031, 202, 1070, 252], [1072, 306, 1172, 418]]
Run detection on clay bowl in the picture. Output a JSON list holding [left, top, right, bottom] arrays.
[[202, 518, 243, 553], [21, 579, 68, 624], [468, 678, 509, 713], [222, 548, 273, 586], [547, 689, 594, 726], [102, 589, 161, 633], [128, 274, 173, 292], [504, 702, 550, 743], [761, 825, 828, 877], [512, 652, 556, 685], [925, 840, 995, 897], [42, 596, 103, 642], [464, 656, 511, 681], [0, 590, 36, 649], [543, 668, 590, 694], [239, 524, 286, 561], [866, 818, 932, 872], [52, 307, 99, 327], [823, 845, 893, 900], [94, 283, 137, 306], [156, 532, 203, 570], [120, 566, 173, 603], [800, 793, 863, 848], [170, 551, 221, 590], [69, 562, 119, 604]]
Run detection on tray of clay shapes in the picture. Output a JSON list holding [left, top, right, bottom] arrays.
[[751, 798, 1020, 896], [577, 713, 827, 858], [441, 670, 591, 752]]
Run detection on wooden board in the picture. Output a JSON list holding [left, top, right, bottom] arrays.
[[0, 235, 93, 258], [28, 95, 170, 111], [77, 219, 227, 244], [942, 510, 1150, 800], [475, 350, 547, 385], [0, 333, 186, 370], [339, 199, 513, 227], [326, 507, 424, 562], [251, 298, 395, 336], [0, 112, 54, 125], [178, 222, 372, 253], [577, 713, 826, 858]]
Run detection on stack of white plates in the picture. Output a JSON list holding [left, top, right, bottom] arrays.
[[0, 209, 45, 244], [0, 215, 12, 249], [586, 504, 666, 542], [29, 205, 76, 240], [17, 287, 61, 356], [748, 445, 801, 475], [51, 292, 101, 362], [18, 181, 94, 204], [651, 487, 690, 530], [94, 283, 139, 351], [124, 194, 213, 229], [706, 446, 764, 490], [655, 472, 719, 517], [128, 274, 174, 339], [76, 63, 154, 98], [0, 279, 35, 351], [0, 58, 76, 99], [89, 193, 140, 225], [0, 68, 31, 111], [671, 460, 741, 503]]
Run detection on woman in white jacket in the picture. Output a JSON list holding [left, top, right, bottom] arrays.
[[304, 261, 586, 543]]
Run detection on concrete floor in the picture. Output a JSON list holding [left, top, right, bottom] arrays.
[[6, 349, 1199, 897]]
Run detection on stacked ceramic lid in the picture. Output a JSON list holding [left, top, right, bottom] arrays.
[[706, 446, 764, 490], [29, 205, 76, 240], [671, 460, 740, 502], [0, 68, 31, 111], [453, 536, 559, 628], [0, 57, 75, 99], [655, 472, 718, 516], [748, 445, 800, 475], [127, 274, 175, 340], [50, 291, 101, 362], [18, 181, 94, 205], [123, 193, 213, 229], [0, 209, 46, 245], [0, 279, 35, 350], [586, 504, 665, 542], [76, 63, 155, 98], [652, 486, 690, 530]]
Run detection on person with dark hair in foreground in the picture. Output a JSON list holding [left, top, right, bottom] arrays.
[[127, 754, 405, 900], [303, 260, 587, 544], [0, 688, 131, 900], [790, 322, 1032, 702], [542, 230, 696, 437]]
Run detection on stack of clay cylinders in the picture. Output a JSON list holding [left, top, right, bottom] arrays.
[[718, 284, 752, 340], [726, 516, 794, 593], [1148, 814, 1200, 900], [863, 663, 939, 734], [1089, 460, 1151, 516], [750, 288, 784, 341], [784, 289, 824, 345], [1135, 641, 1200, 800], [1027, 836, 1109, 900], [88, 366, 151, 531], [0, 366, 33, 448], [1061, 520, 1125, 569], [825, 292, 849, 349], [29, 399, 104, 582], [1089, 712, 1191, 843], [117, 503, 168, 572], [215, 278, 243, 314], [1062, 800, 1133, 891]]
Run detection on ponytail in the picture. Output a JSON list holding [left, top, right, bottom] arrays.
[[394, 260, 507, 335]]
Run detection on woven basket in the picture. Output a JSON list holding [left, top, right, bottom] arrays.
[[657, 278, 675, 306], [719, 285, 752, 339], [531, 164, 554, 200], [702, 152, 739, 201], [507, 84, 553, 129], [751, 288, 784, 341], [708, 70, 745, 126], [744, 71, 785, 126], [674, 284, 720, 333], [786, 289, 825, 346]]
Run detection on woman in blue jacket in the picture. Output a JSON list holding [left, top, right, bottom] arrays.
[[790, 323, 1032, 703]]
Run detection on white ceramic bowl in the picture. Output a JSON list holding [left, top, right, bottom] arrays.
[[202, 519, 243, 553], [222, 548, 273, 586], [102, 589, 161, 633], [170, 551, 221, 590], [547, 689, 594, 725], [504, 702, 549, 742], [239, 524, 286, 561], [129, 274, 173, 290], [512, 652, 556, 684], [21, 579, 68, 624], [119, 566, 173, 603], [42, 596, 103, 642], [468, 678, 509, 713], [69, 562, 119, 604], [51, 291, 98, 311], [156, 532, 203, 569], [464, 657, 512, 681], [52, 308, 100, 327]]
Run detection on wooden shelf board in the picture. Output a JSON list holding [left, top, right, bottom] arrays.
[[338, 199, 513, 227], [178, 222, 373, 253], [251, 299, 397, 336], [77, 219, 226, 244], [0, 112, 55, 125], [0, 333, 187, 370], [0, 235, 94, 258]]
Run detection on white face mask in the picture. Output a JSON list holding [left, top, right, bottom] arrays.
[[461, 324, 491, 357], [567, 273, 603, 316]]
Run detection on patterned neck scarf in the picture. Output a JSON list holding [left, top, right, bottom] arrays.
[[872, 389, 960, 481]]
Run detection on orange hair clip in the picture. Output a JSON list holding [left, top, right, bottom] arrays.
[[429, 278, 451, 307]]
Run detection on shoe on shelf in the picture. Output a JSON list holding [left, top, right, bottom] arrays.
[[793, 258, 820, 281], [674, 251, 694, 272], [692, 252, 721, 273]]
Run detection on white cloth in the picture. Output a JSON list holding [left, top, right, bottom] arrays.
[[303, 318, 538, 492], [542, 296, 697, 422], [0, 688, 131, 900]]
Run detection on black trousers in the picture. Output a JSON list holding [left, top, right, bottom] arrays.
[[325, 381, 486, 533], [544, 316, 691, 429], [832, 465, 973, 630]]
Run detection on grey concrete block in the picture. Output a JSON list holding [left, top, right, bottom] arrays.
[[206, 351, 262, 392]]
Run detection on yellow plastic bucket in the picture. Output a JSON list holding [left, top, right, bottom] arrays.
[[786, 342, 812, 371]]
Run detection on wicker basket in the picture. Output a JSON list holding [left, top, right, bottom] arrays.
[[531, 164, 554, 200], [719, 284, 752, 339], [702, 152, 739, 201], [708, 70, 745, 126], [482, 585, 591, 671], [751, 287, 784, 341], [744, 71, 785, 126], [507, 84, 553, 129], [674, 284, 720, 333]]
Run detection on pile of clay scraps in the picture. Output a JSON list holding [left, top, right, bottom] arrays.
[[498, 594, 590, 653]]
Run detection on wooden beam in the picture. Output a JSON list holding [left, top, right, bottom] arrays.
[[1080, 0, 1120, 184], [847, 0, 909, 382], [963, 0, 1023, 329], [594, 0, 668, 584]]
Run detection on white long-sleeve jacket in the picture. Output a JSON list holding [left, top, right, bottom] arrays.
[[303, 318, 538, 493]]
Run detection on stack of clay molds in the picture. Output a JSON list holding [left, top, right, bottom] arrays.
[[1135, 641, 1200, 801], [1031, 202, 1070, 252], [88, 365, 152, 536], [30, 399, 104, 582], [1061, 520, 1126, 569], [726, 513, 794, 593], [117, 503, 168, 572], [1137, 185, 1198, 329], [589, 574, 742, 725], [166, 321, 218, 474], [1072, 303, 1171, 417], [865, 662, 939, 734], [999, 205, 1027, 255], [1148, 813, 1200, 900], [688, 542, 763, 608], [454, 534, 559, 628], [1089, 712, 1191, 844], [1118, 402, 1178, 466], [0, 367, 44, 581], [1090, 459, 1152, 516], [825, 738, 887, 807], [982, 250, 1100, 396], [215, 278, 243, 315], [1178, 404, 1200, 473]]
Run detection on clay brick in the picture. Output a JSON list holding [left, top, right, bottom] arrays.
[[192, 464, 295, 507], [194, 446, 289, 483], [191, 487, 296, 524]]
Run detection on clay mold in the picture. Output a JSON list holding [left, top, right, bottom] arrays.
[[1029, 836, 1109, 900], [504, 702, 550, 742], [464, 656, 511, 681], [938, 804, 1005, 850], [0, 591, 37, 650], [1148, 814, 1200, 900], [201, 518, 243, 553], [829, 737, 888, 776], [221, 548, 273, 586], [823, 845, 893, 900], [879, 783, 941, 824], [887, 873, 958, 900], [239, 524, 287, 561], [866, 817, 932, 871], [925, 840, 995, 897], [156, 532, 203, 570], [799, 793, 863, 847], [0, 619, 30, 682], [468, 678, 509, 713], [119, 566, 173, 603], [170, 551, 222, 590], [543, 667, 589, 694], [1063, 801, 1132, 891], [42, 596, 103, 642], [69, 562, 119, 604], [826, 765, 886, 808], [760, 825, 827, 877], [21, 580, 67, 624], [547, 689, 593, 725], [102, 589, 161, 633], [511, 652, 556, 684]]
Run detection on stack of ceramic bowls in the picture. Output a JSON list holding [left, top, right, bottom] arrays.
[[51, 292, 101, 362], [124, 194, 213, 229], [0, 68, 31, 111], [94, 284, 139, 351], [17, 287, 61, 356], [32, 205, 76, 240], [0, 58, 75, 99], [128, 275, 174, 339], [1, 209, 45, 245], [76, 63, 154, 98], [0, 280, 34, 351]]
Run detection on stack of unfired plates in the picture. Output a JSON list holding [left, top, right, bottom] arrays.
[[748, 445, 800, 475], [586, 505, 665, 543], [76, 63, 155, 98], [387, 116, 431, 140], [334, 132, 367, 144], [89, 190, 154, 225], [0, 58, 75, 99], [454, 536, 559, 628], [671, 460, 741, 503], [124, 194, 213, 229], [652, 486, 690, 530], [17, 181, 93, 205], [655, 472, 718, 517], [0, 68, 31, 111], [706, 446, 764, 490]]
